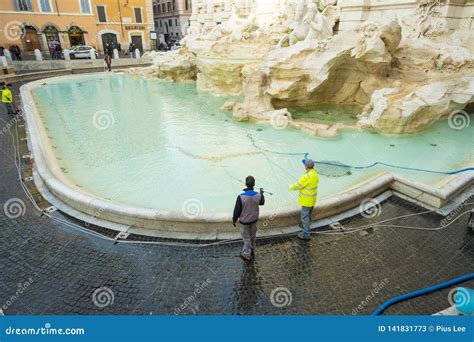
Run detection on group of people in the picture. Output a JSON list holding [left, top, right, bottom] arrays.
[[1, 83, 14, 116], [0, 45, 22, 61], [48, 40, 62, 60], [233, 159, 319, 261]]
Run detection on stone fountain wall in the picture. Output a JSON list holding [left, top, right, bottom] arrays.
[[132, 0, 474, 135]]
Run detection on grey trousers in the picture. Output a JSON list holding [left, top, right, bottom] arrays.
[[301, 206, 314, 235], [3, 103, 14, 115], [240, 222, 257, 255]]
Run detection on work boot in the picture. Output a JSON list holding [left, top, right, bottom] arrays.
[[297, 232, 311, 240]]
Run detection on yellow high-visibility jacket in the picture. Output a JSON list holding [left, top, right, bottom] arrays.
[[1, 88, 13, 103], [289, 168, 319, 207]]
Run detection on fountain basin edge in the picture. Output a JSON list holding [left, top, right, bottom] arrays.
[[20, 75, 474, 240]]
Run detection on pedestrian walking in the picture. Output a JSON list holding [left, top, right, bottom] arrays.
[[129, 42, 135, 58], [289, 159, 319, 240], [9, 45, 21, 61], [232, 176, 265, 261], [104, 43, 113, 72]]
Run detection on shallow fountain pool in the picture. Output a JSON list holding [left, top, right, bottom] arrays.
[[31, 74, 473, 214]]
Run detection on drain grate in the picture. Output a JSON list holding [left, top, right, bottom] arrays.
[[329, 222, 345, 231], [44, 206, 57, 213], [114, 231, 130, 241]]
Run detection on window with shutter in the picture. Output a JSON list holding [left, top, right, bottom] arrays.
[[80, 0, 91, 14], [39, 0, 52, 12], [134, 8, 142, 23], [15, 0, 32, 11], [97, 6, 107, 23]]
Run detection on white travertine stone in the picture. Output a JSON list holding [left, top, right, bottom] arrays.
[[63, 49, 70, 60], [34, 49, 42, 61], [135, 49, 141, 59], [130, 0, 474, 136], [3, 49, 12, 64], [113, 49, 120, 60]]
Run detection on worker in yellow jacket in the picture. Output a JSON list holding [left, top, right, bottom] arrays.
[[1, 83, 14, 115], [289, 159, 319, 240]]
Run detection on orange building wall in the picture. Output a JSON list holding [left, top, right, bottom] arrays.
[[0, 0, 153, 53]]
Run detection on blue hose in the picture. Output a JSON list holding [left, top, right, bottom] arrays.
[[247, 133, 474, 175], [312, 160, 474, 175], [371, 273, 474, 315]]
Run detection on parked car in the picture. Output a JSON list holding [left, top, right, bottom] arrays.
[[69, 45, 98, 59]]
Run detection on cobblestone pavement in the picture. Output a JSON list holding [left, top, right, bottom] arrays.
[[0, 81, 472, 316]]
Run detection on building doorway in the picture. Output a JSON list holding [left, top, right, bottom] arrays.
[[23, 26, 41, 51], [68, 26, 85, 47], [101, 33, 118, 53], [44, 25, 61, 56], [131, 35, 143, 52]]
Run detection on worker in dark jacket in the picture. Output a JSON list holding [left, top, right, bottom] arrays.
[[232, 176, 265, 261]]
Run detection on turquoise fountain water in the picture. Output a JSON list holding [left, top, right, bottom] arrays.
[[32, 74, 473, 213]]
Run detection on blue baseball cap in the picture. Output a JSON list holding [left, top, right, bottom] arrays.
[[302, 159, 314, 168]]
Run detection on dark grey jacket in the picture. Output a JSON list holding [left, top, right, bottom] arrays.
[[232, 188, 265, 225]]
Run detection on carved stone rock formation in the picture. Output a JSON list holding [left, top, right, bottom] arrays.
[[130, 0, 474, 136]]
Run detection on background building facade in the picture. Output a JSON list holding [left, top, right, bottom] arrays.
[[0, 0, 154, 55], [188, 0, 473, 32], [153, 0, 191, 44]]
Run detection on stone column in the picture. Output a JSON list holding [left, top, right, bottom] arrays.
[[63, 49, 70, 60], [3, 50, 13, 64], [34, 49, 43, 61]]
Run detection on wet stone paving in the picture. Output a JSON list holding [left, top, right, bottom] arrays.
[[0, 82, 473, 316]]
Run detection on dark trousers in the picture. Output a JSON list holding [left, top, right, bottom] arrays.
[[3, 103, 14, 115]]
